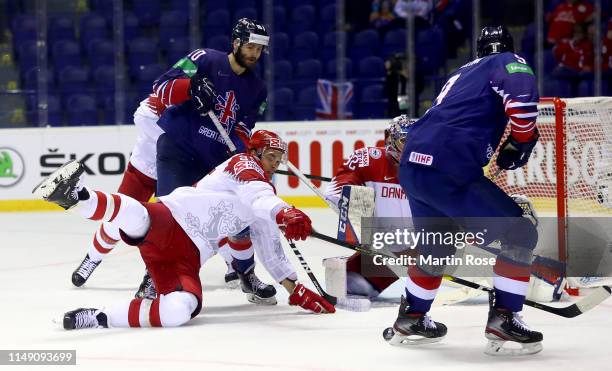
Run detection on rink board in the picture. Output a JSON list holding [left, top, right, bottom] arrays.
[[0, 121, 389, 211]]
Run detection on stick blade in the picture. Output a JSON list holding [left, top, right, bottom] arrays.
[[574, 285, 612, 316], [538, 285, 612, 318]]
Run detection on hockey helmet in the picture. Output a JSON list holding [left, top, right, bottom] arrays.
[[385, 114, 416, 162], [248, 130, 287, 158], [232, 18, 270, 53], [476, 26, 514, 58]]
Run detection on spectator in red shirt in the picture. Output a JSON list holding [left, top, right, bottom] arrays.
[[546, 0, 593, 44], [553, 23, 594, 71], [552, 22, 594, 96]]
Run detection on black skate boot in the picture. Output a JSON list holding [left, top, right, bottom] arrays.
[[135, 271, 157, 300], [384, 296, 447, 346], [32, 160, 88, 210], [485, 306, 543, 356], [63, 308, 108, 330], [238, 268, 277, 305], [71, 254, 101, 287]]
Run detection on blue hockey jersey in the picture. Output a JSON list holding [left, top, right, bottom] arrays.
[[156, 48, 268, 156], [400, 52, 539, 182]]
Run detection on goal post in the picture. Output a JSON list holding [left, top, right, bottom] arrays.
[[489, 97, 612, 269]]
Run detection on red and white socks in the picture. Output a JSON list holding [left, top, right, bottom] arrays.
[[107, 291, 198, 328], [76, 190, 150, 241]]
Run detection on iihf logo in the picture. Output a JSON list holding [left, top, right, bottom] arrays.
[[215, 91, 240, 128]]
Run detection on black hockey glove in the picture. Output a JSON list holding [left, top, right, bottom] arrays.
[[189, 73, 217, 115], [496, 129, 539, 170]]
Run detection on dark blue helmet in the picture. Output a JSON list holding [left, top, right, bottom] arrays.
[[477, 26, 514, 58], [231, 18, 269, 52]]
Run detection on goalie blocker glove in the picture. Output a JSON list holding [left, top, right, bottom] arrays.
[[289, 283, 336, 313], [189, 73, 217, 115], [496, 129, 539, 170], [276, 207, 312, 240]]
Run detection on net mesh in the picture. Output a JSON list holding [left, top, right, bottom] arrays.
[[489, 97, 612, 269], [489, 97, 612, 218]]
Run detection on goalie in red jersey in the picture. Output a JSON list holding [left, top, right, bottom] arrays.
[[323, 115, 414, 301]]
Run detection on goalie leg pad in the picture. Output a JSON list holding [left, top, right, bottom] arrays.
[[323, 256, 349, 299]]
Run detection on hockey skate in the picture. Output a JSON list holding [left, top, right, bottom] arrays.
[[384, 296, 447, 346], [485, 306, 543, 356], [135, 271, 157, 300], [238, 268, 277, 305], [32, 160, 87, 210], [71, 254, 101, 287], [63, 308, 108, 330]]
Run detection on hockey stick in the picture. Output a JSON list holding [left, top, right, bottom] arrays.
[[285, 161, 339, 212], [207, 114, 367, 310], [311, 231, 396, 259], [310, 231, 612, 318], [285, 237, 371, 311], [276, 169, 332, 182], [445, 275, 611, 318], [207, 110, 239, 154], [285, 238, 336, 305]]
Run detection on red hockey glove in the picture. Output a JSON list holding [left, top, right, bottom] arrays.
[[276, 207, 312, 240], [288, 283, 336, 314]]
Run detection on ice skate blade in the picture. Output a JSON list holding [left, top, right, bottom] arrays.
[[388, 331, 445, 346], [246, 293, 277, 305], [484, 339, 543, 356], [32, 160, 81, 199]]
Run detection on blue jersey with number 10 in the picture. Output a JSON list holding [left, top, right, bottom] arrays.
[[400, 52, 539, 182]]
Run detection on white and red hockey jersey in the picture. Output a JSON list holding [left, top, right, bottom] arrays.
[[325, 147, 412, 218], [159, 153, 289, 258]]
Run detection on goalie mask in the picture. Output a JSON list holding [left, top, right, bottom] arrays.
[[385, 114, 416, 163], [232, 18, 270, 54]]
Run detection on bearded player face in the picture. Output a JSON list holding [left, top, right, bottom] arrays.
[[233, 42, 263, 69]]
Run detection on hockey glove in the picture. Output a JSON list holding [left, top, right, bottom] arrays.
[[496, 129, 539, 170], [276, 207, 312, 241], [189, 73, 217, 115], [289, 283, 336, 314]]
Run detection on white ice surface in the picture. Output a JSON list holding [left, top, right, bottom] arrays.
[[0, 209, 610, 371]]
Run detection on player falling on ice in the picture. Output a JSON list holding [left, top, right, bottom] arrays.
[[386, 26, 543, 355], [70, 18, 270, 294], [324, 115, 415, 300], [33, 130, 334, 330]]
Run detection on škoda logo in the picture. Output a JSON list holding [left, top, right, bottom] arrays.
[[0, 147, 25, 187]]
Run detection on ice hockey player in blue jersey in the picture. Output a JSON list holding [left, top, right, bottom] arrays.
[[155, 18, 269, 196], [145, 18, 272, 301], [386, 26, 543, 355]]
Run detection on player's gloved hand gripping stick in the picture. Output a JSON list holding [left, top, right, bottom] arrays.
[[190, 73, 218, 115]]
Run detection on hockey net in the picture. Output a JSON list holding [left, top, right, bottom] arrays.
[[488, 97, 612, 287]]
